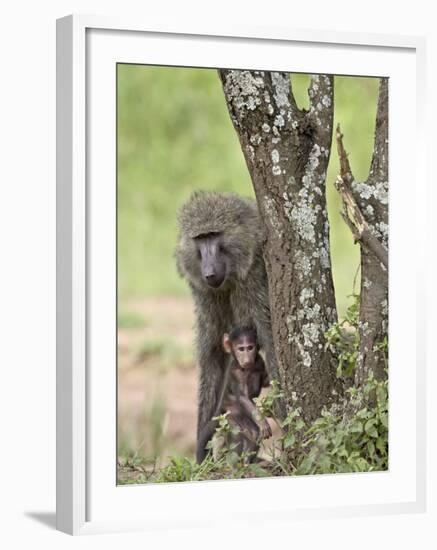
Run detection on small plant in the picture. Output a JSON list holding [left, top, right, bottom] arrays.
[[252, 291, 388, 476], [296, 374, 388, 475], [144, 395, 168, 458], [118, 290, 388, 483], [324, 293, 360, 377], [255, 379, 284, 419]]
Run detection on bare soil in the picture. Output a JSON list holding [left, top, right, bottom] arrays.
[[118, 297, 198, 463]]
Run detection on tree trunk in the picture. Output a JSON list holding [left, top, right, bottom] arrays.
[[219, 70, 340, 422], [335, 78, 388, 385]]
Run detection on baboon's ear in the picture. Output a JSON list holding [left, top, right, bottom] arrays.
[[223, 333, 232, 354]]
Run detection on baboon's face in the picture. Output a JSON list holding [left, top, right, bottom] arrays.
[[194, 232, 229, 289], [231, 335, 257, 370]]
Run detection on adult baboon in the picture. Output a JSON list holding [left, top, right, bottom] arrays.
[[175, 191, 277, 463]]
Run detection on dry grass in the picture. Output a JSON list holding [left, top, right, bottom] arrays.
[[117, 297, 198, 465]]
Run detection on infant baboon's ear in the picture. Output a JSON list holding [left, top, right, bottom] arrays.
[[222, 333, 232, 354]]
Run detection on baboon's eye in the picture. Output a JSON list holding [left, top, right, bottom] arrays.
[[196, 249, 201, 260], [247, 345, 254, 351]]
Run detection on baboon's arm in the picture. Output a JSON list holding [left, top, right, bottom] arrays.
[[196, 347, 229, 463], [239, 395, 272, 439]]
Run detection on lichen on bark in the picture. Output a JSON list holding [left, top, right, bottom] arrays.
[[335, 78, 389, 385], [219, 69, 340, 422]]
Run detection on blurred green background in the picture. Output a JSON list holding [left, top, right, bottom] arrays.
[[116, 66, 380, 470], [117, 65, 379, 318]]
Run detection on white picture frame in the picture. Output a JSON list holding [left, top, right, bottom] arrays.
[[56, 14, 427, 536]]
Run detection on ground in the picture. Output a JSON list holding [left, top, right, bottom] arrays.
[[117, 296, 278, 484], [118, 297, 198, 468]]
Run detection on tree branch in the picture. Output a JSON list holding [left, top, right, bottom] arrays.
[[219, 69, 341, 421], [307, 75, 334, 147], [335, 175, 388, 269], [334, 78, 389, 386]]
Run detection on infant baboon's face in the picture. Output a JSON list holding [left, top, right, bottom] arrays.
[[232, 335, 257, 370]]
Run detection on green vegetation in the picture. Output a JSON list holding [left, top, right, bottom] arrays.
[[116, 67, 387, 483], [117, 309, 147, 329], [118, 374, 388, 483], [137, 337, 193, 369], [118, 299, 388, 483], [117, 65, 379, 318]]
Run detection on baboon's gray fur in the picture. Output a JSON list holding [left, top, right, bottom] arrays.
[[175, 191, 277, 460]]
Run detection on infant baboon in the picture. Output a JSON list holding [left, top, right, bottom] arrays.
[[220, 326, 272, 460], [175, 191, 278, 463], [197, 325, 271, 461]]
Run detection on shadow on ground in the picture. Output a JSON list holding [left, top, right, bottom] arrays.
[[25, 511, 56, 530]]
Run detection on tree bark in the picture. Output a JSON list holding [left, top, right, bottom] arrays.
[[219, 70, 340, 422], [335, 78, 388, 385]]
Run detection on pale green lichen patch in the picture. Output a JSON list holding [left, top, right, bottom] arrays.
[[287, 287, 327, 368], [246, 145, 255, 161], [321, 94, 331, 108], [352, 180, 388, 205], [283, 143, 327, 245], [365, 204, 374, 218], [302, 322, 321, 348], [294, 249, 312, 281], [271, 72, 291, 109], [222, 70, 265, 119], [376, 221, 388, 240], [283, 187, 317, 244], [272, 165, 282, 176], [363, 278, 372, 289], [274, 114, 285, 128], [271, 149, 280, 164]]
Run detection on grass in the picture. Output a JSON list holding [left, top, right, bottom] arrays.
[[118, 371, 388, 484], [116, 68, 382, 470], [136, 337, 193, 368], [117, 66, 379, 319], [117, 309, 147, 329]]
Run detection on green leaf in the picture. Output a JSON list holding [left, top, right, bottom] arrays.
[[226, 451, 240, 467], [295, 419, 305, 431], [281, 415, 293, 428], [380, 413, 388, 429], [376, 385, 387, 405], [248, 464, 268, 477], [364, 419, 378, 438], [283, 433, 296, 449], [350, 421, 363, 434], [376, 437, 387, 454]]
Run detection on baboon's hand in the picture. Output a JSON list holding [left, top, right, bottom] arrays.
[[260, 420, 272, 439]]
